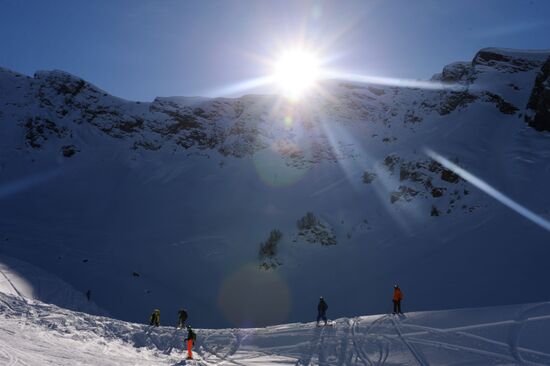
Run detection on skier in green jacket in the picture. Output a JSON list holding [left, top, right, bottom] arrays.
[[149, 309, 160, 327]]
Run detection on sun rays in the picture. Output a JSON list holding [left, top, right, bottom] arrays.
[[206, 54, 461, 101]]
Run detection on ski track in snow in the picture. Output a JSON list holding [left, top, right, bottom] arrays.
[[0, 266, 25, 300], [201, 329, 243, 365], [350, 315, 389, 366], [401, 322, 550, 360], [508, 303, 550, 365], [294, 324, 326, 366], [390, 315, 429, 366]]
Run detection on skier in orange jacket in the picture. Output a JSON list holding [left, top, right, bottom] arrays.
[[393, 285, 404, 315], [185, 325, 196, 359]]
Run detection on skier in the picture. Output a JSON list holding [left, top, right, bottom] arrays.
[[317, 296, 328, 326], [150, 309, 160, 326], [177, 308, 188, 328], [393, 285, 404, 315], [185, 325, 197, 359]]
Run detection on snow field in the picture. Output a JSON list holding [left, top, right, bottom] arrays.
[[1, 290, 550, 365]]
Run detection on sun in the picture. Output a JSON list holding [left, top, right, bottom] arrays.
[[273, 49, 321, 100]]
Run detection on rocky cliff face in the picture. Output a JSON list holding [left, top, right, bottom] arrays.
[[2, 47, 547, 164], [525, 56, 550, 131]]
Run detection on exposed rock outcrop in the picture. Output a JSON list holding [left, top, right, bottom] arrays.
[[525, 56, 550, 131]]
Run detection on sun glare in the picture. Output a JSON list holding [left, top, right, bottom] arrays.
[[273, 49, 321, 100]]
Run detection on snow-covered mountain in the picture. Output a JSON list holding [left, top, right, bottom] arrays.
[[0, 47, 550, 328]]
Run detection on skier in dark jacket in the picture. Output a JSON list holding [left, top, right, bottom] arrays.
[[149, 309, 160, 326], [317, 296, 328, 326], [185, 325, 197, 359], [178, 308, 188, 328]]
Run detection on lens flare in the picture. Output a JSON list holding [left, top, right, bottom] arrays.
[[253, 145, 308, 188], [323, 69, 463, 91], [425, 148, 550, 233], [218, 264, 291, 327]]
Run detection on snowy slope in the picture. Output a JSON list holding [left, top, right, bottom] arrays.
[[1, 48, 550, 328], [0, 254, 104, 315], [1, 290, 550, 365]]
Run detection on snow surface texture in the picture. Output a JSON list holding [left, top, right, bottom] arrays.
[[1, 289, 550, 365], [1, 48, 550, 328]]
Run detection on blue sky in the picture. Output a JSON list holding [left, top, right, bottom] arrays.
[[1, 0, 549, 101]]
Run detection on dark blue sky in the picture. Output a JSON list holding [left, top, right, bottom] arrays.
[[1, 0, 549, 101]]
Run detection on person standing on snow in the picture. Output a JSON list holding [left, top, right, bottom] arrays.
[[317, 296, 328, 326], [393, 285, 404, 315], [150, 309, 161, 326], [185, 325, 197, 359], [178, 308, 188, 328]]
